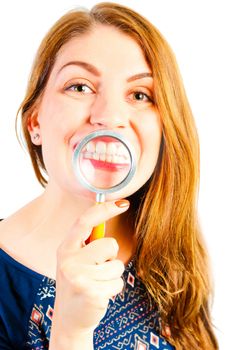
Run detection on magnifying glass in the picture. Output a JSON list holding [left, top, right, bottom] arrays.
[[72, 129, 136, 242]]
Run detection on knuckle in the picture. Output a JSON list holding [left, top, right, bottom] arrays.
[[57, 261, 89, 292], [107, 238, 119, 254], [57, 261, 70, 282], [109, 278, 124, 297], [86, 288, 107, 309], [95, 238, 119, 260], [115, 260, 125, 274], [77, 216, 88, 230], [72, 274, 88, 291]]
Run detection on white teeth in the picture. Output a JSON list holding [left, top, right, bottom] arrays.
[[99, 153, 106, 161], [112, 155, 118, 163], [117, 144, 129, 158], [96, 141, 106, 154], [93, 152, 99, 160], [106, 142, 117, 155], [81, 140, 130, 164], [86, 142, 95, 153], [106, 155, 112, 163], [84, 152, 92, 159]]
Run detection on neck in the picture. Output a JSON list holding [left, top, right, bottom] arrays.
[[25, 181, 135, 263]]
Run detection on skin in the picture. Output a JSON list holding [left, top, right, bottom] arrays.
[[33, 25, 161, 201], [0, 24, 162, 348]]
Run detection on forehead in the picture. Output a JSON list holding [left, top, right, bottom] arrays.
[[54, 24, 150, 74]]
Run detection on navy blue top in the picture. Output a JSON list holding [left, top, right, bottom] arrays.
[[0, 248, 174, 349]]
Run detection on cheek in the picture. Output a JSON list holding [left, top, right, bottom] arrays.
[[38, 93, 90, 138]]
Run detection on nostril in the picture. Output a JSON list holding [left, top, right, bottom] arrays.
[[89, 112, 128, 128]]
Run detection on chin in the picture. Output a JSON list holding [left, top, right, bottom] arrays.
[[68, 168, 152, 203]]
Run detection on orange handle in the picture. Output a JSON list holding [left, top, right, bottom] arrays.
[[89, 222, 105, 241], [88, 201, 105, 242]]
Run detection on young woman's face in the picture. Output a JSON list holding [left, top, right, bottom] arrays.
[[31, 25, 162, 200]]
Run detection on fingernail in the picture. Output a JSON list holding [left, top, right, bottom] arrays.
[[115, 200, 130, 208]]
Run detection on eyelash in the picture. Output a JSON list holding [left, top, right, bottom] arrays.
[[65, 83, 154, 103]]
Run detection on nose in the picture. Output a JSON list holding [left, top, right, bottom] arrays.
[[89, 92, 129, 129]]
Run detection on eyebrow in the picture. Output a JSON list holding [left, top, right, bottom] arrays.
[[58, 61, 101, 76], [58, 60, 153, 82]]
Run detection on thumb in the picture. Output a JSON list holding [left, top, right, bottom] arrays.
[[62, 199, 130, 249]]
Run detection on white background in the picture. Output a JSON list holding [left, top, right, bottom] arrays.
[[0, 1, 232, 348]]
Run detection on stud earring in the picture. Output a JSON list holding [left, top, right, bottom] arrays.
[[33, 133, 40, 140]]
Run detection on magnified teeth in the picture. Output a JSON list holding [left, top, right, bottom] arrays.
[[117, 144, 129, 158], [106, 155, 112, 163], [112, 155, 118, 163], [99, 153, 106, 161], [96, 141, 106, 154], [86, 141, 95, 153], [93, 152, 99, 160], [107, 142, 117, 155], [84, 152, 92, 158], [81, 140, 130, 164]]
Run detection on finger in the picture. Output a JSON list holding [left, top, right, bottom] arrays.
[[92, 259, 125, 280], [63, 200, 130, 249], [75, 277, 124, 302], [76, 259, 125, 281], [79, 238, 120, 265]]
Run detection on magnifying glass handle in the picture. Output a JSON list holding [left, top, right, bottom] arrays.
[[89, 195, 106, 242], [90, 221, 105, 241]]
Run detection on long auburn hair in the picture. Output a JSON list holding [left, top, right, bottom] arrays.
[[17, 2, 218, 349]]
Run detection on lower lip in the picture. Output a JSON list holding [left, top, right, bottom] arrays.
[[88, 159, 130, 172]]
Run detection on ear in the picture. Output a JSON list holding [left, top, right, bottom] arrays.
[[27, 110, 42, 146]]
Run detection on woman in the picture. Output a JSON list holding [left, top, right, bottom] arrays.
[[0, 2, 218, 349]]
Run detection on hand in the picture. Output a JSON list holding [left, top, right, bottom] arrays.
[[49, 200, 130, 348]]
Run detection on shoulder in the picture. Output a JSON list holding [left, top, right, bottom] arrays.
[[0, 217, 13, 247], [0, 246, 48, 348], [0, 201, 35, 250], [0, 214, 23, 250], [0, 209, 37, 275]]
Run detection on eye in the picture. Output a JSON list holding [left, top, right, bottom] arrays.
[[130, 90, 154, 103], [65, 82, 94, 94], [134, 92, 150, 101]]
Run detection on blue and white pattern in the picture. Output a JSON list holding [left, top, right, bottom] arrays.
[[26, 277, 55, 348], [26, 260, 174, 349], [94, 260, 173, 349]]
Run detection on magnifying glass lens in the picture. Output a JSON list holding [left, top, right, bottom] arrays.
[[74, 136, 131, 190], [72, 130, 136, 241]]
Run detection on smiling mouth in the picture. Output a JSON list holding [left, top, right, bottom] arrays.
[[81, 140, 131, 166]]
